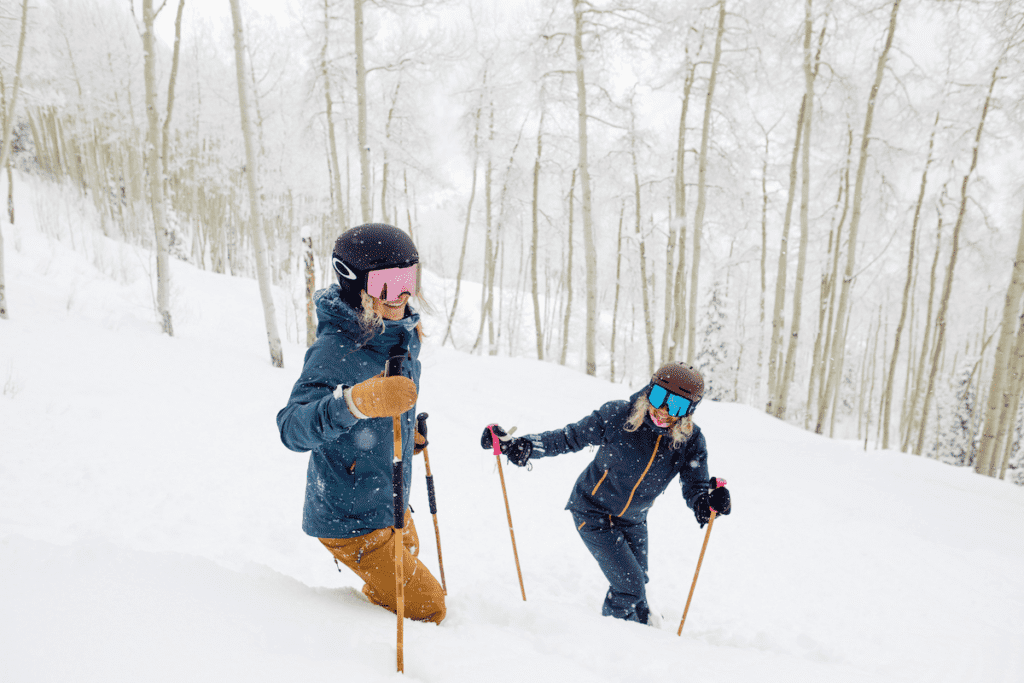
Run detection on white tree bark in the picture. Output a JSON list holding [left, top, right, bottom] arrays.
[[142, 0, 173, 336], [229, 0, 284, 368], [0, 0, 29, 320], [687, 0, 726, 364], [975, 201, 1024, 475], [817, 0, 901, 431], [354, 0, 371, 223], [915, 63, 998, 457], [572, 0, 597, 376]]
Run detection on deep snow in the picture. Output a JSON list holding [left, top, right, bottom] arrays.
[[1, 175, 1023, 682]]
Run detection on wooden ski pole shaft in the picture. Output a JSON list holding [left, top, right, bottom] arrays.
[[489, 425, 526, 601], [416, 413, 447, 594], [677, 510, 715, 636], [387, 350, 407, 673], [678, 476, 728, 636]]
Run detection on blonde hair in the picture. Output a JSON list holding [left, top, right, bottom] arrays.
[[624, 392, 693, 449], [357, 289, 426, 342]]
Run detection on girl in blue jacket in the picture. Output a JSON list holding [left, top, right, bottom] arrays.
[[483, 362, 730, 625], [277, 224, 444, 624]]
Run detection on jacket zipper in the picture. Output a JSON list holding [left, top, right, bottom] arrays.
[[591, 469, 609, 496], [616, 435, 662, 517]]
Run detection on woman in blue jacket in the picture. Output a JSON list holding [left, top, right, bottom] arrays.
[[277, 223, 444, 624], [483, 362, 730, 625]]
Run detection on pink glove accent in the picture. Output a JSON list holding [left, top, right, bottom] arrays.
[[488, 424, 502, 456]]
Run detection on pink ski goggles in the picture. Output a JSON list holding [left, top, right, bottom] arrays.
[[366, 264, 417, 301]]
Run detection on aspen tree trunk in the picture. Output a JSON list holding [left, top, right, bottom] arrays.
[[160, 0, 186, 194], [610, 202, 624, 382], [142, 0, 174, 336], [807, 159, 848, 429], [756, 138, 769, 403], [572, 0, 597, 376], [997, 319, 1024, 478], [442, 105, 481, 348], [975, 200, 1024, 475], [669, 65, 694, 361], [559, 168, 576, 365], [530, 109, 545, 360], [687, 0, 726, 365], [661, 201, 677, 364], [473, 106, 498, 356], [632, 131, 654, 376], [817, 0, 901, 431], [914, 65, 998, 456], [381, 80, 401, 225], [322, 0, 345, 231], [883, 115, 937, 449], [354, 0, 371, 222], [0, 0, 28, 320], [766, 95, 805, 414], [902, 213, 944, 451], [229, 0, 283, 368], [778, 6, 826, 419], [485, 108, 496, 354], [303, 231, 316, 347]]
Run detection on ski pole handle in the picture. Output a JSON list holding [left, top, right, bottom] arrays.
[[417, 413, 438, 514]]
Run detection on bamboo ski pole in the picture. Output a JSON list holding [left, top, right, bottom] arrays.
[[677, 477, 727, 636], [488, 425, 527, 601], [416, 412, 447, 594], [386, 351, 407, 673]]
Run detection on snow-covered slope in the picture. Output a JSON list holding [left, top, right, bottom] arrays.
[[2, 176, 1022, 683]]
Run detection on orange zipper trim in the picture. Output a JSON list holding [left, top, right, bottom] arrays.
[[616, 435, 662, 517], [591, 469, 609, 496]]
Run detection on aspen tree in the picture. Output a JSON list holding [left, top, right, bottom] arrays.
[[320, 0, 345, 232], [902, 211, 944, 451], [442, 102, 482, 348], [572, 0, 597, 376], [817, 0, 901, 432], [530, 108, 545, 360], [229, 0, 283, 368], [354, 0, 371, 222], [777, 5, 827, 419], [687, 0, 726, 365], [766, 95, 805, 414], [559, 168, 576, 366], [160, 0, 185, 196], [142, 0, 174, 336], [914, 63, 999, 456], [669, 56, 695, 362], [0, 0, 28, 321], [630, 114, 654, 376], [975, 202, 1024, 476], [882, 114, 937, 449], [610, 201, 624, 382]]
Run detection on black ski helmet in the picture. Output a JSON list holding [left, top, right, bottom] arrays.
[[650, 362, 704, 415], [332, 223, 419, 310]]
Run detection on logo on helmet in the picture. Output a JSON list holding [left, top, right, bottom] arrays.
[[332, 257, 357, 280]]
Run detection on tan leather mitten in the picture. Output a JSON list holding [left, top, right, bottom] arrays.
[[349, 375, 417, 418]]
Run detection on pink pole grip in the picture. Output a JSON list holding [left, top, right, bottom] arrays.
[[487, 424, 502, 456]]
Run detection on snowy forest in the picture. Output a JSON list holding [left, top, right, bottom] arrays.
[[1, 0, 1023, 484]]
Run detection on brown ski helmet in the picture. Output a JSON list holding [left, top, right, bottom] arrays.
[[651, 362, 704, 411]]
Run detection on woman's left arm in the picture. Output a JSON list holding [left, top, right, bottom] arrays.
[[678, 430, 710, 510]]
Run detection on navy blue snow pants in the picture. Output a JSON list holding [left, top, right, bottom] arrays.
[[571, 510, 650, 623]]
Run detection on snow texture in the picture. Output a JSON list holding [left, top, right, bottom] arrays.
[[1, 174, 1022, 682]]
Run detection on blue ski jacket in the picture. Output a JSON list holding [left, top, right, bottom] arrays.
[[527, 392, 710, 525], [276, 284, 421, 539]]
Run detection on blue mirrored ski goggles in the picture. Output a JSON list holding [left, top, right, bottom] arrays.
[[648, 384, 693, 417]]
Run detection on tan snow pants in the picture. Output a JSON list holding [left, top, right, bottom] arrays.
[[319, 511, 446, 624]]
